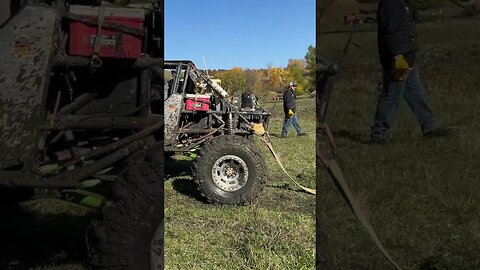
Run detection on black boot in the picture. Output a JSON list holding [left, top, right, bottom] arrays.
[[424, 127, 452, 138], [369, 136, 389, 145]]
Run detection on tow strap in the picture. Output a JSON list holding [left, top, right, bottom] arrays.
[[257, 126, 401, 270], [259, 132, 316, 195], [316, 57, 403, 270], [317, 123, 402, 270]]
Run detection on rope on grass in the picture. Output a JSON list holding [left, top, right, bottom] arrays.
[[259, 132, 316, 195]]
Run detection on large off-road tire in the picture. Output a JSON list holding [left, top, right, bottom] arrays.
[[193, 135, 267, 205], [89, 145, 164, 270]]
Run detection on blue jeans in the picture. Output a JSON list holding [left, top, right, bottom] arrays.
[[281, 114, 303, 136], [371, 66, 436, 140]]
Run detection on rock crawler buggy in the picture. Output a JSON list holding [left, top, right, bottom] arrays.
[[164, 60, 271, 205], [1, 1, 164, 269]]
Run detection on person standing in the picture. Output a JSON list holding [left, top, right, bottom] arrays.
[[370, 0, 449, 144], [241, 89, 257, 110], [281, 82, 306, 138]]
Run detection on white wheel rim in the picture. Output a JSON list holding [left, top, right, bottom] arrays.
[[211, 155, 249, 192]]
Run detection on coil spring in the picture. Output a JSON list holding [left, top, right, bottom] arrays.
[[228, 113, 234, 134]]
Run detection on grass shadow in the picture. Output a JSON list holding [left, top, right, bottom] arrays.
[[269, 133, 283, 138], [266, 183, 310, 195], [165, 156, 193, 179], [333, 128, 368, 144], [262, 184, 315, 216], [166, 156, 208, 202], [171, 177, 207, 203], [0, 202, 94, 269], [418, 255, 448, 270]]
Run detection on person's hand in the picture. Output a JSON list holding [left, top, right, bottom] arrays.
[[250, 123, 265, 136], [393, 54, 411, 81], [288, 109, 294, 118]]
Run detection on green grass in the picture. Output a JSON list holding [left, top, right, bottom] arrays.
[[317, 19, 480, 269], [0, 199, 94, 269], [164, 98, 316, 270], [0, 100, 316, 270], [3, 18, 477, 270]]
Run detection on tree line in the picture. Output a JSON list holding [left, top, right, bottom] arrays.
[[207, 45, 316, 100]]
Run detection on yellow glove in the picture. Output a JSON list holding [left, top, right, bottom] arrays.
[[288, 109, 294, 118], [393, 54, 411, 81], [250, 123, 265, 136]]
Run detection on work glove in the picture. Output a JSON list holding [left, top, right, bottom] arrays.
[[288, 109, 294, 118], [250, 123, 266, 136], [393, 54, 411, 81]]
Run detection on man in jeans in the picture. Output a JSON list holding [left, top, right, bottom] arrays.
[[371, 0, 449, 144], [281, 82, 306, 138]]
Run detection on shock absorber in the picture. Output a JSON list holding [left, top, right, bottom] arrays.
[[227, 112, 235, 134]]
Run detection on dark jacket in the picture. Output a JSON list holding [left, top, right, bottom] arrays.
[[283, 89, 296, 114], [241, 91, 255, 109], [377, 0, 417, 70]]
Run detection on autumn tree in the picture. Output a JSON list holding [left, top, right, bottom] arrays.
[[209, 45, 316, 99], [214, 67, 247, 96], [245, 69, 260, 93], [305, 45, 316, 92], [266, 66, 290, 93], [286, 59, 308, 94], [251, 69, 269, 100]]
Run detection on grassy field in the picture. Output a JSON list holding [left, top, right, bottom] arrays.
[[164, 98, 316, 270], [0, 199, 94, 269], [317, 19, 480, 269], [3, 16, 477, 270], [0, 98, 316, 270]]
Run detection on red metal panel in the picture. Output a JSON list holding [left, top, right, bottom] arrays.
[[185, 97, 211, 111], [69, 6, 144, 59]]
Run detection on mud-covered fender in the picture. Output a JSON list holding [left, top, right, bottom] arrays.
[[164, 93, 183, 145]]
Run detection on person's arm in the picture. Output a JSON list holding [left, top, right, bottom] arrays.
[[379, 0, 405, 56], [285, 91, 295, 116], [380, 0, 413, 80], [284, 92, 293, 109]]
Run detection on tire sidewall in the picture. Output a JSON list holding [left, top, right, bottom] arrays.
[[131, 204, 163, 270], [194, 135, 265, 205], [207, 146, 256, 199], [90, 144, 164, 270]]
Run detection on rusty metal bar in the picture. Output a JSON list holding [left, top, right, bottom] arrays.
[[52, 56, 163, 68], [42, 115, 162, 130], [65, 120, 163, 166], [0, 140, 146, 188]]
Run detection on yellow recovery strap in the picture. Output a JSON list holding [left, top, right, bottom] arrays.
[[314, 54, 403, 269], [317, 122, 402, 270], [251, 120, 402, 270], [259, 131, 316, 195], [247, 58, 403, 270]]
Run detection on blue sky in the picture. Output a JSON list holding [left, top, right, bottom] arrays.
[[165, 0, 315, 69]]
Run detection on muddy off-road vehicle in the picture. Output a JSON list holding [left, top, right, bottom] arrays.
[[1, 1, 164, 269], [164, 60, 271, 205]]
